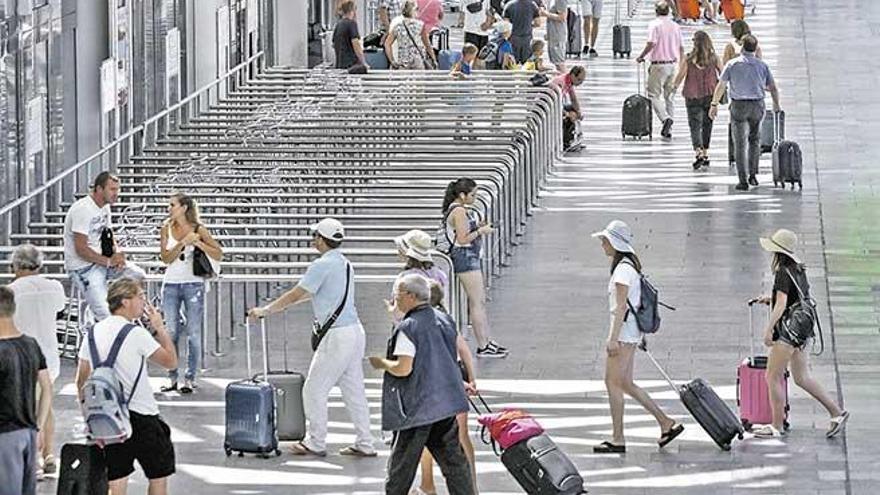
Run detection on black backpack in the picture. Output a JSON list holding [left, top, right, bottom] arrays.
[[478, 39, 502, 70], [621, 260, 675, 334]]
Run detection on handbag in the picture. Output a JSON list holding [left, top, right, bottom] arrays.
[[192, 247, 214, 278], [401, 19, 435, 70], [465, 0, 483, 13], [778, 268, 822, 353], [311, 263, 352, 351]]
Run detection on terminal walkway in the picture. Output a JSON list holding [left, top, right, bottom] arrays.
[[35, 0, 877, 493]]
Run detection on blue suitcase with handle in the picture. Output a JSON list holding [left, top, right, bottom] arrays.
[[438, 50, 462, 71], [224, 318, 281, 458]]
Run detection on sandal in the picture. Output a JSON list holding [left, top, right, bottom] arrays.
[[592, 441, 626, 454], [658, 423, 685, 448], [42, 454, 57, 475], [338, 446, 377, 457], [826, 411, 850, 438], [160, 382, 178, 393], [288, 441, 327, 457]]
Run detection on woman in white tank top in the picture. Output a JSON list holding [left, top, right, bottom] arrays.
[[158, 193, 223, 393]]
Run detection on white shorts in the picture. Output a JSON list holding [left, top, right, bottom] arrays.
[[581, 0, 603, 17]]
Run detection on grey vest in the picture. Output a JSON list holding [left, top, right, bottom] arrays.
[[381, 305, 468, 431]]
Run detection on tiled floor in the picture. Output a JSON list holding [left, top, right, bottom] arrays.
[[37, 0, 877, 493]]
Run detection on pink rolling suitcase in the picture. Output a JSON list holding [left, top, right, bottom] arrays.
[[737, 301, 789, 431]]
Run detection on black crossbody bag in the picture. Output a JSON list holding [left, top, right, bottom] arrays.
[[311, 263, 352, 351]]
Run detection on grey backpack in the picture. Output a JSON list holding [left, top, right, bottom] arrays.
[[621, 260, 675, 334], [80, 324, 144, 446]]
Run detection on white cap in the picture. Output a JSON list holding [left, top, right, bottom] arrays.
[[591, 220, 635, 253], [310, 218, 345, 241]]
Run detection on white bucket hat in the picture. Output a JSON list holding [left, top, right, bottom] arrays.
[[759, 228, 801, 264], [310, 217, 345, 241], [591, 220, 635, 254], [394, 230, 433, 263]]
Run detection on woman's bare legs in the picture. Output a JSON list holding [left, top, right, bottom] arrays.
[[789, 348, 843, 418], [766, 341, 795, 430], [458, 271, 491, 348]]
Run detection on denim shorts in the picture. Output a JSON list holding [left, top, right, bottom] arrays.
[[450, 246, 481, 273]]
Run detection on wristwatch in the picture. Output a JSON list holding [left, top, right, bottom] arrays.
[[710, 102, 719, 107]]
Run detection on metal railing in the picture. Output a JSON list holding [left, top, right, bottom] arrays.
[[0, 51, 265, 244]]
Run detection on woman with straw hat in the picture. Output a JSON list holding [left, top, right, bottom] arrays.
[[751, 228, 849, 438], [591, 220, 684, 453]]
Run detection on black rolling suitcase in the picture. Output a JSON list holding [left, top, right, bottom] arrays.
[[612, 0, 631, 58], [56, 443, 108, 495], [566, 6, 583, 57], [470, 395, 587, 494], [224, 317, 282, 458], [770, 111, 803, 189], [622, 63, 652, 139], [641, 341, 744, 451], [501, 434, 587, 494]]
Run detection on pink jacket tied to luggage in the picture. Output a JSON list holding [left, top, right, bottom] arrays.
[[477, 409, 544, 449]]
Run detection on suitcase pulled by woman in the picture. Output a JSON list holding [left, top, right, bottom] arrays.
[[738, 300, 790, 431], [642, 340, 744, 450]]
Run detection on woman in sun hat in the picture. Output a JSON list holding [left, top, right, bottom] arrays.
[[385, 230, 479, 495], [751, 228, 849, 439], [591, 220, 684, 454]]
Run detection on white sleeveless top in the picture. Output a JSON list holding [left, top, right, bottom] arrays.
[[162, 229, 203, 284]]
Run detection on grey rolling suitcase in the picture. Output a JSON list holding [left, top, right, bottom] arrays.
[[566, 7, 582, 57], [642, 340, 744, 451], [612, 0, 632, 58], [266, 313, 306, 441], [224, 317, 281, 458], [760, 109, 783, 153], [770, 112, 803, 189]]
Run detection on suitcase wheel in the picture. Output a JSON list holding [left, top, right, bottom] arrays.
[[741, 419, 752, 431], [237, 451, 244, 457], [225, 448, 232, 457], [738, 432, 744, 440], [721, 442, 732, 451], [276, 449, 282, 456]]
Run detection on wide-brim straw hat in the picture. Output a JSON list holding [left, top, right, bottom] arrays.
[[759, 228, 802, 264], [591, 220, 635, 254], [394, 230, 433, 263]]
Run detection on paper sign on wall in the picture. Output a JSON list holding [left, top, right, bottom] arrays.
[[100, 58, 117, 113], [166, 28, 180, 78], [247, 0, 258, 34], [26, 97, 44, 157], [217, 6, 230, 74]]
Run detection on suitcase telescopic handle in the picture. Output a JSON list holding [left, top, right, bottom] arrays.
[[639, 338, 681, 396], [244, 315, 270, 382]]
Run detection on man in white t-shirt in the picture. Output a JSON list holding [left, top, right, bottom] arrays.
[[461, 0, 495, 49], [64, 172, 145, 321], [7, 244, 66, 475], [75, 277, 177, 495]]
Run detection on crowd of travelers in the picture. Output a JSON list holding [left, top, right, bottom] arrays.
[[0, 2, 851, 494]]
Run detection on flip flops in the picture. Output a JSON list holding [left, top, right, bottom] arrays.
[[288, 441, 327, 457], [592, 441, 626, 454], [338, 446, 378, 457], [658, 423, 685, 448], [827, 411, 850, 438]]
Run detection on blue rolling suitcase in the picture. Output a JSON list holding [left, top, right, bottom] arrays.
[[364, 48, 389, 70], [438, 50, 462, 71], [224, 317, 281, 458]]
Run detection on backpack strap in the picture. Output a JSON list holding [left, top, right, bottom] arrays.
[[442, 204, 465, 251], [102, 323, 146, 406]]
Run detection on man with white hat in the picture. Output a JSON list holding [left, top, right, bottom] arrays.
[[249, 218, 376, 458]]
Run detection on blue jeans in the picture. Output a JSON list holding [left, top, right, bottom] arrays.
[[162, 282, 205, 382], [69, 263, 147, 321], [0, 428, 37, 495], [450, 245, 481, 274]]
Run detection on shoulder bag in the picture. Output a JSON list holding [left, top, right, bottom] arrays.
[[311, 263, 352, 351], [401, 20, 436, 69]]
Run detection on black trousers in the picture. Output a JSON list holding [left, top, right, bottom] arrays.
[[385, 416, 474, 495], [685, 96, 714, 150], [464, 32, 489, 50]]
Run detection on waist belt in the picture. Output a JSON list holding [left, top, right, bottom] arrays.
[[651, 60, 676, 64]]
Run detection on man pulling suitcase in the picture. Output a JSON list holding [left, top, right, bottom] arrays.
[[248, 218, 376, 458]]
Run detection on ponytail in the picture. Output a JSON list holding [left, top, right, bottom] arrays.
[[441, 178, 478, 212], [611, 251, 642, 274]]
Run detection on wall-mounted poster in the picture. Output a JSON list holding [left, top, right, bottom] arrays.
[[100, 58, 117, 113], [116, 3, 130, 106], [26, 97, 44, 157]]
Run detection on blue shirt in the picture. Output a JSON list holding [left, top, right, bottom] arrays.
[[297, 249, 359, 328], [720, 52, 775, 101]]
